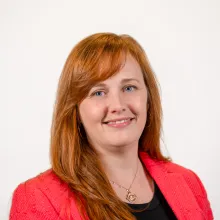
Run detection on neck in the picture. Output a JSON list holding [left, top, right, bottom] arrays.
[[98, 145, 141, 185]]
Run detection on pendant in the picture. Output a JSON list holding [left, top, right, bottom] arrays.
[[126, 190, 137, 203]]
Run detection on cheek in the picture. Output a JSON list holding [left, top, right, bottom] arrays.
[[79, 101, 104, 126], [129, 94, 147, 114], [138, 103, 147, 121]]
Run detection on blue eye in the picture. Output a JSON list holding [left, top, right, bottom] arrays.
[[93, 91, 105, 96], [124, 85, 137, 92]]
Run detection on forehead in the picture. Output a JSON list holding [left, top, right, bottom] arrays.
[[121, 55, 142, 73], [103, 55, 143, 83]]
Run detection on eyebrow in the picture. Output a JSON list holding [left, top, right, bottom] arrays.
[[92, 78, 140, 88]]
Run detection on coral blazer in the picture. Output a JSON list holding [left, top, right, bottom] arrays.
[[9, 151, 213, 220]]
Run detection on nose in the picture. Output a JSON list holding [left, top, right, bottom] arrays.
[[107, 92, 126, 114]]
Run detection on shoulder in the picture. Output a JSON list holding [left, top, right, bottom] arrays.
[[158, 160, 208, 196], [12, 169, 68, 198], [162, 160, 199, 179], [10, 169, 70, 219], [140, 152, 209, 198], [163, 160, 213, 218]]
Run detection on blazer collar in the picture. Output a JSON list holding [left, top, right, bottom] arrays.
[[139, 151, 206, 219], [46, 152, 205, 219]]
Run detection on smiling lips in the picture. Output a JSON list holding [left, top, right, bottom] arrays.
[[103, 117, 134, 128]]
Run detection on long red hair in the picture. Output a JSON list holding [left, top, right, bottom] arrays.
[[50, 33, 169, 220]]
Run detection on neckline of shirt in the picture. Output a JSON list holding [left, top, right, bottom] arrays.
[[125, 180, 160, 211]]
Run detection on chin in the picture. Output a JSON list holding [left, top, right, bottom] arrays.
[[107, 138, 136, 148]]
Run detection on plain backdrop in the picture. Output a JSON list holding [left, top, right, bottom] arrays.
[[2, 0, 220, 219]]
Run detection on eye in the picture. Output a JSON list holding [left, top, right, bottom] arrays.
[[92, 90, 105, 97], [124, 85, 137, 92]]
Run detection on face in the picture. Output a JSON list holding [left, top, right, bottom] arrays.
[[78, 55, 148, 154]]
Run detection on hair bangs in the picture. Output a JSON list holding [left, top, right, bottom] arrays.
[[73, 39, 128, 103]]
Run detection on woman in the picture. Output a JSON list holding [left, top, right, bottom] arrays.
[[10, 33, 213, 220]]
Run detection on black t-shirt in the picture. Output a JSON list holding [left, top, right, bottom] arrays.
[[126, 181, 177, 220]]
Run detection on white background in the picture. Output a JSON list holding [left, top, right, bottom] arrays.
[[2, 0, 219, 219]]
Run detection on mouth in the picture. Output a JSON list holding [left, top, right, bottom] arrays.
[[102, 118, 135, 128]]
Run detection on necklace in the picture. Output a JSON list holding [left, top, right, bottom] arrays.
[[110, 162, 153, 212], [110, 160, 139, 203]]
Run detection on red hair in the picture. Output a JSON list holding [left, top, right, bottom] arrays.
[[50, 33, 169, 219]]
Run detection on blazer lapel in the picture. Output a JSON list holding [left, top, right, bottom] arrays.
[[139, 151, 205, 219], [46, 153, 206, 219]]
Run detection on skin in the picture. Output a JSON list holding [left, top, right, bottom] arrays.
[[78, 55, 151, 192]]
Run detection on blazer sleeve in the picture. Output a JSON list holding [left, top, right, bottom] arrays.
[[191, 170, 214, 220], [9, 182, 58, 220]]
